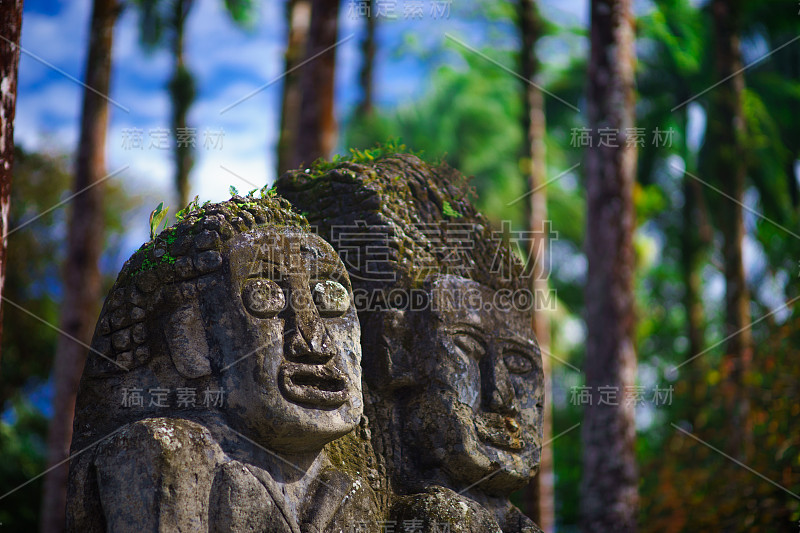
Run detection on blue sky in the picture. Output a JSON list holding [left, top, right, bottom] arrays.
[[16, 0, 590, 207]]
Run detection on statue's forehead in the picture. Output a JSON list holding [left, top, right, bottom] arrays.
[[429, 275, 533, 339], [226, 226, 343, 276]]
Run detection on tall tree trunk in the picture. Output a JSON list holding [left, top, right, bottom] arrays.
[[681, 179, 706, 360], [170, 0, 195, 208], [517, 0, 552, 530], [356, 0, 375, 117], [709, 0, 751, 460], [681, 177, 710, 409], [40, 0, 118, 530], [277, 0, 311, 175], [0, 0, 24, 366], [580, 1, 638, 531], [679, 108, 711, 412], [291, 0, 339, 168]]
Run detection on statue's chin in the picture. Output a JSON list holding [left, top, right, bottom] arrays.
[[438, 419, 538, 495], [228, 397, 361, 455], [443, 443, 534, 495], [249, 421, 358, 455]]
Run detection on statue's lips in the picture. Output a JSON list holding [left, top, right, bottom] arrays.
[[474, 412, 526, 451], [279, 362, 348, 408]]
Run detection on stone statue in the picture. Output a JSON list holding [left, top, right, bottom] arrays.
[[277, 154, 545, 533], [67, 196, 380, 532]]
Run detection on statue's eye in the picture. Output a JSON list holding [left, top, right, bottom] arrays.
[[242, 279, 286, 318], [504, 351, 533, 374], [311, 280, 350, 317], [453, 333, 486, 358]]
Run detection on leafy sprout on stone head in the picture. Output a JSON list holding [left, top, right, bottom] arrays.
[[149, 201, 169, 240], [175, 196, 201, 223]]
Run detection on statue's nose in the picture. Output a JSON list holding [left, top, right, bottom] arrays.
[[484, 353, 519, 417], [284, 287, 335, 364]]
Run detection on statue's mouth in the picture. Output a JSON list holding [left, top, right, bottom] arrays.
[[279, 362, 348, 408], [474, 412, 526, 451]]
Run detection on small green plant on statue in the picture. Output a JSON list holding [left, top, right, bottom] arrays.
[[149, 202, 169, 240]]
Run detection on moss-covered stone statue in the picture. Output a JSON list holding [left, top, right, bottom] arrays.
[[277, 153, 545, 533], [67, 195, 380, 532]]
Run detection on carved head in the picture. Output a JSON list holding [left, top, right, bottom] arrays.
[[220, 224, 362, 452], [72, 196, 362, 454], [405, 274, 542, 493], [277, 154, 544, 495]]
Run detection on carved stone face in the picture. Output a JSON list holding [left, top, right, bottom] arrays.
[[405, 275, 543, 494], [219, 226, 363, 453]]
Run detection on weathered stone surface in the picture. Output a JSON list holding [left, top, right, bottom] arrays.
[[195, 229, 221, 251], [195, 250, 222, 273], [68, 196, 379, 532], [391, 487, 504, 533], [111, 329, 130, 352], [174, 256, 195, 279]]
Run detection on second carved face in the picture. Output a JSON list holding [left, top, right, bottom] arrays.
[[403, 275, 544, 494]]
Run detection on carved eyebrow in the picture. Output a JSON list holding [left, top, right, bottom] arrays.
[[443, 322, 536, 348], [445, 322, 487, 337], [500, 336, 538, 352], [455, 328, 536, 354], [245, 259, 347, 282]]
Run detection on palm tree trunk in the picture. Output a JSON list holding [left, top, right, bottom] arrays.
[[517, 0, 552, 530], [170, 0, 195, 208], [709, 0, 752, 461], [682, 178, 707, 359], [356, 0, 375, 117], [580, 0, 638, 531], [527, 86, 554, 532], [277, 0, 311, 174], [291, 0, 339, 168], [40, 0, 119, 530], [0, 0, 24, 365], [679, 107, 711, 411]]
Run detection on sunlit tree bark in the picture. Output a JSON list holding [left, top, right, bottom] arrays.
[[580, 0, 638, 531], [290, 0, 339, 168], [517, 0, 552, 530], [0, 0, 24, 363], [277, 0, 311, 174]]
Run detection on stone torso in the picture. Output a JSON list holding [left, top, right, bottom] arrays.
[[68, 418, 379, 533]]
